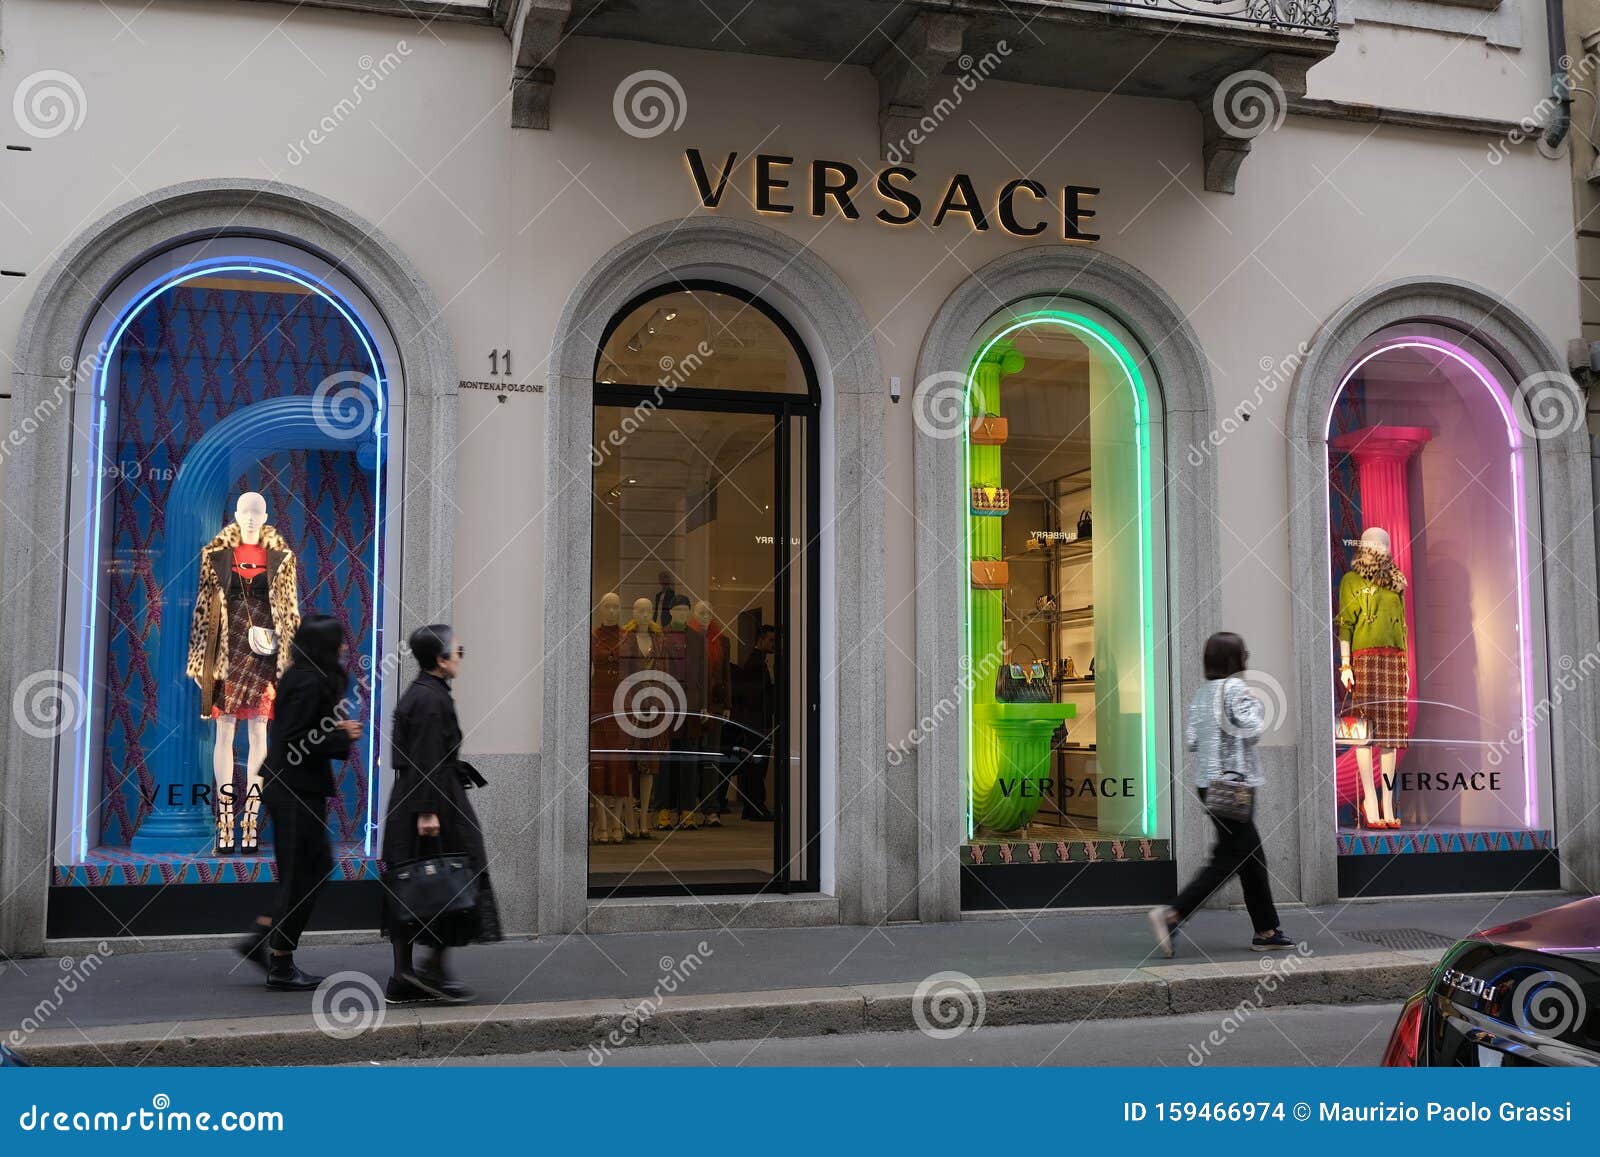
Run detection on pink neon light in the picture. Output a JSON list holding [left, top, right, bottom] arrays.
[[1326, 336, 1537, 829]]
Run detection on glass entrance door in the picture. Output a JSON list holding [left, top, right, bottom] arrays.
[[587, 284, 818, 896]]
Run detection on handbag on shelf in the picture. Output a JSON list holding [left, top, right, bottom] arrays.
[[995, 646, 1053, 704], [1075, 508, 1093, 541], [970, 560, 1009, 590], [1334, 691, 1369, 746], [969, 416, 1009, 445]]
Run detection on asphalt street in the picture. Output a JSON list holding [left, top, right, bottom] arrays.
[[391, 1001, 1405, 1067]]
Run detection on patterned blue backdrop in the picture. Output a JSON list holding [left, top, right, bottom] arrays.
[[98, 275, 386, 852]]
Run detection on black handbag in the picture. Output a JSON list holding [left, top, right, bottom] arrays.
[[1204, 681, 1256, 822], [1075, 508, 1092, 541], [383, 844, 478, 932], [1205, 775, 1255, 823]]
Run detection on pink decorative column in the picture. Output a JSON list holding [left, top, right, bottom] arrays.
[[1328, 426, 1431, 804]]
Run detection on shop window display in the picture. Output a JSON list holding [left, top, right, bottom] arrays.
[[53, 254, 395, 905], [1327, 330, 1551, 857], [961, 307, 1171, 873]]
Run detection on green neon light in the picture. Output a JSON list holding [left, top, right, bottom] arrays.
[[963, 310, 1159, 838]]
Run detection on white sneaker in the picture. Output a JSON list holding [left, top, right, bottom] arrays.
[[1147, 907, 1176, 958]]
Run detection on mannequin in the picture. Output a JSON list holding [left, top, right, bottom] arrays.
[[186, 492, 301, 854], [690, 600, 729, 825], [1337, 526, 1410, 829], [588, 593, 629, 844], [619, 597, 662, 840], [655, 596, 707, 829]]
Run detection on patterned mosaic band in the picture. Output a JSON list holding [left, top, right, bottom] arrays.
[[1337, 828, 1552, 857], [962, 837, 1171, 866], [53, 843, 380, 887]]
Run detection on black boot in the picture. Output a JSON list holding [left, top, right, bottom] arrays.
[[265, 954, 323, 991], [235, 926, 271, 973]]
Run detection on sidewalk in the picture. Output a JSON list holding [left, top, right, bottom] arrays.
[[0, 894, 1560, 1065]]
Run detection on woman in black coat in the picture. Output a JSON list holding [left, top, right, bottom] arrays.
[[235, 614, 362, 990], [381, 624, 501, 1004]]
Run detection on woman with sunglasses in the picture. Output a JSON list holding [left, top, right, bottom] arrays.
[[381, 624, 501, 1004]]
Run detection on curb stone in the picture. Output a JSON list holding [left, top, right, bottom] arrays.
[[14, 950, 1438, 1066]]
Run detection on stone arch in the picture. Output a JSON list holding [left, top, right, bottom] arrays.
[[1283, 276, 1599, 901], [1, 179, 456, 954], [541, 216, 885, 932], [912, 245, 1220, 920]]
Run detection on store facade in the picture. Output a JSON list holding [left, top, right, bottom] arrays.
[[2, 0, 1598, 954]]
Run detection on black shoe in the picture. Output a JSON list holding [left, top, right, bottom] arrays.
[[240, 841, 259, 856], [264, 956, 324, 990], [215, 844, 238, 856], [405, 967, 473, 1004], [235, 929, 271, 973], [384, 975, 436, 1005], [1251, 930, 1295, 951]]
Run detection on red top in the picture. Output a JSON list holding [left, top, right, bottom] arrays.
[[232, 542, 267, 580]]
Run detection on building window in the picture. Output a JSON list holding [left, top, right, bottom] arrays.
[[53, 246, 399, 902], [588, 282, 820, 896], [960, 305, 1171, 875], [1327, 327, 1551, 857]]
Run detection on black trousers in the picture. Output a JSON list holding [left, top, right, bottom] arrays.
[[264, 782, 333, 952], [1172, 793, 1280, 934]]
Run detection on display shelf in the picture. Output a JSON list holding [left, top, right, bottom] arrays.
[[1002, 538, 1094, 563], [1055, 677, 1096, 687]]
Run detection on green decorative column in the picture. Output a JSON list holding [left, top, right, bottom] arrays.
[[967, 341, 1074, 834]]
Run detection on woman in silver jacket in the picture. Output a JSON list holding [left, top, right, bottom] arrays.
[[1148, 632, 1294, 957]]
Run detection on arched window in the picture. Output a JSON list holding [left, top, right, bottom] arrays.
[[588, 283, 820, 897], [55, 242, 400, 886], [1326, 327, 1547, 851], [960, 304, 1169, 871]]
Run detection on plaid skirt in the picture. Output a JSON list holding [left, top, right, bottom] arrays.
[[1352, 647, 1409, 745], [212, 592, 278, 719]]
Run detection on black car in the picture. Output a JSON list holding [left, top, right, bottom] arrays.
[[1383, 895, 1599, 1066]]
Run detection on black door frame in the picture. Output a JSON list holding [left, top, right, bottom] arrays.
[[589, 280, 822, 898]]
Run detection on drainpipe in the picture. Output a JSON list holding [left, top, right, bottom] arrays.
[[1546, 0, 1573, 151]]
